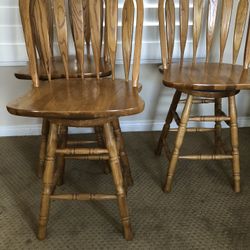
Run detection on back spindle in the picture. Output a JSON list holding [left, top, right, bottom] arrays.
[[233, 0, 249, 65], [244, 15, 250, 69], [158, 0, 168, 69], [179, 0, 189, 62], [165, 0, 175, 63], [106, 0, 118, 80], [47, 0, 54, 57], [34, 0, 52, 81], [206, 0, 218, 63], [132, 0, 144, 87], [53, 0, 69, 79], [69, 0, 85, 78], [193, 0, 204, 63], [83, 0, 91, 56], [220, 0, 233, 63], [122, 0, 135, 82], [19, 0, 39, 87], [104, 0, 109, 62], [89, 0, 103, 79]]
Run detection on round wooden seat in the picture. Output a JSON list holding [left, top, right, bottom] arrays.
[[163, 62, 250, 92], [15, 55, 112, 80], [7, 78, 144, 119]]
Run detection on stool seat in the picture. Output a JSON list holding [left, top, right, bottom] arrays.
[[15, 55, 111, 80], [163, 62, 250, 91], [7, 78, 144, 119]]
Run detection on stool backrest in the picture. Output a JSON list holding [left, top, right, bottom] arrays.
[[19, 0, 144, 87], [159, 0, 250, 69]]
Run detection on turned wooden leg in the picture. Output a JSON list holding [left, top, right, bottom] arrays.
[[214, 98, 223, 154], [103, 122, 133, 241], [56, 126, 68, 186], [38, 123, 58, 240], [228, 96, 240, 193], [164, 95, 193, 193], [112, 118, 133, 188], [94, 126, 111, 174], [156, 90, 182, 155], [37, 119, 50, 178]]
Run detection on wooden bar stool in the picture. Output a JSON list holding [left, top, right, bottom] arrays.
[[13, 0, 134, 189], [7, 0, 144, 240], [156, 0, 250, 193]]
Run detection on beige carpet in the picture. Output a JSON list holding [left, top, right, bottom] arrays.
[[0, 129, 250, 249]]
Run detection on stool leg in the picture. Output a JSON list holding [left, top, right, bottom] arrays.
[[214, 98, 223, 153], [103, 122, 133, 241], [95, 126, 111, 174], [112, 118, 133, 188], [38, 123, 58, 240], [37, 119, 50, 178], [156, 90, 182, 155], [164, 95, 193, 193], [56, 125, 68, 186], [228, 96, 240, 193]]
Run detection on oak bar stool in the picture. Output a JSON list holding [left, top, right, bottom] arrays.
[[14, 0, 134, 189], [7, 0, 144, 240], [156, 0, 250, 193]]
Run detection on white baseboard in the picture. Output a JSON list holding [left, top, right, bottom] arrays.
[[0, 117, 250, 137]]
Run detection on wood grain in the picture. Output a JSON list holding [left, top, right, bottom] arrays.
[[106, 0, 118, 80], [233, 0, 249, 64], [244, 16, 250, 69], [122, 0, 134, 82], [15, 55, 111, 80], [34, 0, 52, 81], [46, 0, 54, 56], [193, 0, 204, 62], [206, 0, 218, 62], [220, 0, 233, 63], [89, 0, 103, 79], [158, 0, 168, 69], [83, 0, 91, 55], [179, 0, 189, 61], [69, 0, 85, 78], [163, 62, 250, 91], [53, 0, 69, 79], [19, 0, 39, 87], [165, 0, 175, 63], [132, 0, 144, 87], [7, 78, 145, 119], [104, 0, 109, 61]]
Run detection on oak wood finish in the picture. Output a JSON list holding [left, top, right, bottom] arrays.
[[15, 0, 111, 80], [16, 0, 112, 181], [193, 0, 204, 62], [206, 0, 218, 62], [15, 55, 112, 80], [179, 0, 189, 62], [122, 0, 135, 82], [233, 0, 249, 64], [7, 78, 144, 119], [220, 0, 233, 63], [158, 0, 167, 69], [157, 0, 250, 193], [8, 0, 144, 240], [163, 62, 250, 91], [68, 0, 85, 78], [165, 0, 175, 63]]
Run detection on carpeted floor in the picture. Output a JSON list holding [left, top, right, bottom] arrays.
[[0, 129, 250, 249]]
